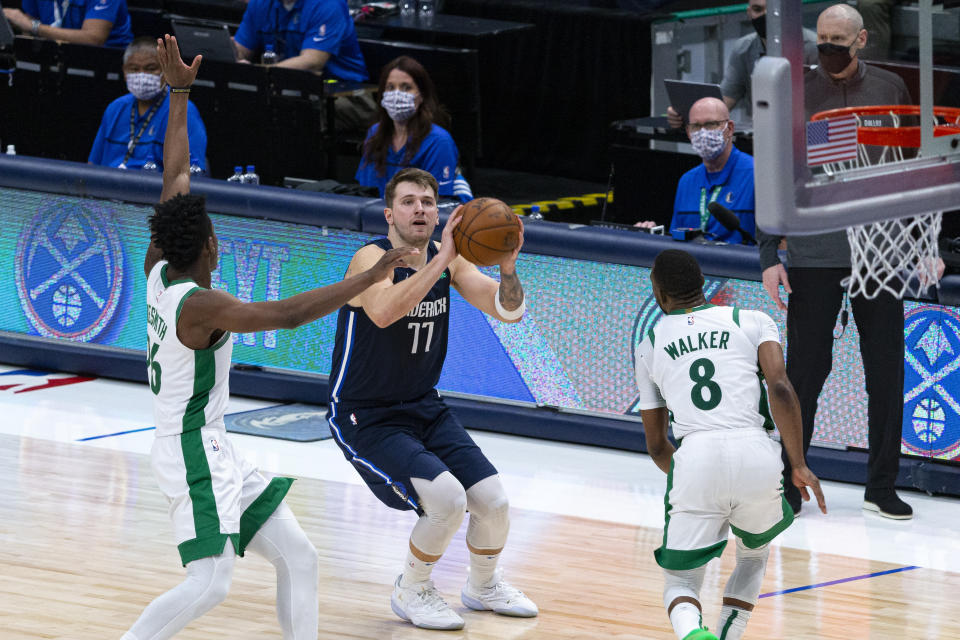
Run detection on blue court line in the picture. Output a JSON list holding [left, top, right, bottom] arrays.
[[760, 565, 920, 598], [77, 426, 155, 441]]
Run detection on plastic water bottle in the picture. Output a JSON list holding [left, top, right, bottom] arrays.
[[418, 0, 435, 16], [227, 166, 243, 183], [261, 44, 278, 66], [400, 0, 415, 18], [142, 160, 158, 172], [528, 204, 543, 220], [241, 165, 260, 185], [190, 162, 203, 177], [5, 144, 15, 155]]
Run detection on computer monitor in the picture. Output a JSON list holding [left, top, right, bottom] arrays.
[[171, 19, 236, 64]]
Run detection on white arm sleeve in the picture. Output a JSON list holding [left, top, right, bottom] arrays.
[[743, 309, 781, 348], [634, 341, 666, 409]]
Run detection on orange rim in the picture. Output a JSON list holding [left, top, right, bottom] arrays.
[[811, 105, 960, 148]]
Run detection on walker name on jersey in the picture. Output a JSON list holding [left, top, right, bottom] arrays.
[[146, 303, 168, 340], [210, 238, 290, 349], [663, 331, 730, 360], [407, 297, 447, 319]]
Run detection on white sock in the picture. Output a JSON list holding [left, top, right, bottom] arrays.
[[468, 551, 500, 587], [716, 605, 751, 640], [401, 549, 436, 586], [669, 602, 702, 639]]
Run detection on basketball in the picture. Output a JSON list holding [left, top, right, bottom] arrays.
[[452, 198, 521, 267]]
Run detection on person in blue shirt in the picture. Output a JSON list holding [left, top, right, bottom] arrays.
[[233, 0, 366, 80], [638, 98, 755, 244], [4, 0, 133, 48], [89, 37, 208, 172], [356, 56, 472, 203]]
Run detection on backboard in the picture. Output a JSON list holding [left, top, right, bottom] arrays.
[[753, 0, 960, 235]]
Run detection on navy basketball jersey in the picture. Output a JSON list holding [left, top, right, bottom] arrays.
[[328, 238, 450, 406]]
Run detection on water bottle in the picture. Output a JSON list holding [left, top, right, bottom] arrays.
[[399, 0, 415, 18], [418, 0, 435, 16], [241, 165, 260, 185], [142, 160, 158, 172], [261, 44, 278, 66], [190, 162, 203, 177], [5, 144, 15, 155], [528, 204, 543, 220], [227, 166, 244, 183]]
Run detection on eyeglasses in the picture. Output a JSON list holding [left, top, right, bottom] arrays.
[[686, 119, 729, 133]]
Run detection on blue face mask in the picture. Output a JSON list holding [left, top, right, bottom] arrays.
[[381, 90, 417, 122]]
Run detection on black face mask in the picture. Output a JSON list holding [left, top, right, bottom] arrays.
[[752, 14, 766, 40], [817, 41, 856, 74]]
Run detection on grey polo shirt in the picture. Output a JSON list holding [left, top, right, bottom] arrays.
[[720, 29, 819, 114]]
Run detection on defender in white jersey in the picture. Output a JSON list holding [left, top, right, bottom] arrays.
[[635, 250, 826, 640], [123, 36, 414, 640]]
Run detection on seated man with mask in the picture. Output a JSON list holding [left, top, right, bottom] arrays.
[[637, 97, 755, 244], [89, 36, 207, 172]]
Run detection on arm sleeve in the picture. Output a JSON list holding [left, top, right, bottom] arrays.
[[22, 0, 39, 18], [186, 102, 208, 171], [745, 309, 781, 348], [635, 342, 667, 409], [88, 109, 111, 165], [233, 1, 260, 51], [84, 0, 120, 23], [300, 1, 348, 55], [756, 226, 783, 270], [720, 45, 748, 103], [669, 175, 686, 232]]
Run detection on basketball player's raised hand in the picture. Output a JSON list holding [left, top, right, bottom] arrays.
[[792, 466, 827, 514], [438, 206, 463, 262], [368, 246, 420, 282], [499, 215, 524, 269], [157, 34, 202, 89]]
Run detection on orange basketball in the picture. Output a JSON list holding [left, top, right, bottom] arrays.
[[452, 198, 521, 266]]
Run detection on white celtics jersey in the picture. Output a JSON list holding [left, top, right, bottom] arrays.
[[147, 261, 232, 437], [635, 304, 780, 439]]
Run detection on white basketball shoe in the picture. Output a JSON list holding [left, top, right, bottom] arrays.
[[390, 575, 465, 630], [461, 569, 538, 617]]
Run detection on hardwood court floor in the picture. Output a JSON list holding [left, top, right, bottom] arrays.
[[2, 433, 958, 640]]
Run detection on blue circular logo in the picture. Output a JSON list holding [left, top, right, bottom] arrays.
[[15, 199, 124, 342]]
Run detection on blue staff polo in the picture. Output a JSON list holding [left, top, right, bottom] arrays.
[[671, 146, 755, 244], [88, 90, 208, 172], [234, 0, 367, 82], [22, 0, 133, 48], [355, 124, 461, 200]]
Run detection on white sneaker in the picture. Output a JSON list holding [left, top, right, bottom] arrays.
[[461, 569, 538, 617], [391, 575, 465, 630]]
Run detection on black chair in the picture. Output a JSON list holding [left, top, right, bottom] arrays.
[[56, 43, 125, 162]]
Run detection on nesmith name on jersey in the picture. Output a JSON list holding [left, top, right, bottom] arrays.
[[147, 304, 168, 340], [407, 297, 447, 318], [663, 331, 730, 360]]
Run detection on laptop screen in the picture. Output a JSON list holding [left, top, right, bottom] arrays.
[[172, 20, 236, 64]]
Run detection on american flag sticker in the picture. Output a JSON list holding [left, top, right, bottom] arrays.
[[806, 116, 858, 166]]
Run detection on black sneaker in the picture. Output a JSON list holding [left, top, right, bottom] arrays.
[[863, 490, 913, 520]]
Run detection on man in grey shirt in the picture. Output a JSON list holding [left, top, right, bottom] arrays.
[[667, 0, 818, 127], [758, 4, 921, 521]]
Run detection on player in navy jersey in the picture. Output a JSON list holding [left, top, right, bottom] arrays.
[[326, 167, 537, 630]]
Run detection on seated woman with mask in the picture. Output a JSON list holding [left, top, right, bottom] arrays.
[[355, 55, 472, 203]]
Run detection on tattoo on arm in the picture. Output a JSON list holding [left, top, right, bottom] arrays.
[[498, 271, 524, 310]]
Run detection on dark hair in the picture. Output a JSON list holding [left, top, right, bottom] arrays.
[[361, 56, 450, 177], [149, 194, 212, 270], [651, 249, 705, 299], [385, 168, 439, 208]]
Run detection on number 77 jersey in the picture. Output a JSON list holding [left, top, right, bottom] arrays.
[[146, 261, 233, 436], [634, 304, 780, 440]]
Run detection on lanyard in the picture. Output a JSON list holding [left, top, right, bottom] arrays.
[[52, 0, 72, 27], [698, 185, 723, 230], [121, 93, 164, 167]]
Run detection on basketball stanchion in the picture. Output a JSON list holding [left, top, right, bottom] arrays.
[[810, 105, 960, 299]]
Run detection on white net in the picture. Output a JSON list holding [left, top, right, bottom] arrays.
[[816, 110, 944, 300]]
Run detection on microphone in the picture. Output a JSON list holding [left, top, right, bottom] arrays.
[[707, 202, 756, 245]]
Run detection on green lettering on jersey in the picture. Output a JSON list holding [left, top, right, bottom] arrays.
[[663, 343, 680, 360], [719, 331, 730, 350]]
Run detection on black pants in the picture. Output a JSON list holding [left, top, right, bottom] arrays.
[[782, 267, 905, 500]]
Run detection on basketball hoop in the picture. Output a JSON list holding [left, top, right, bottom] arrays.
[[810, 105, 960, 299]]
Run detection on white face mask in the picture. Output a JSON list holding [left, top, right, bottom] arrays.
[[127, 72, 165, 102], [689, 128, 728, 161], [381, 90, 417, 122]]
